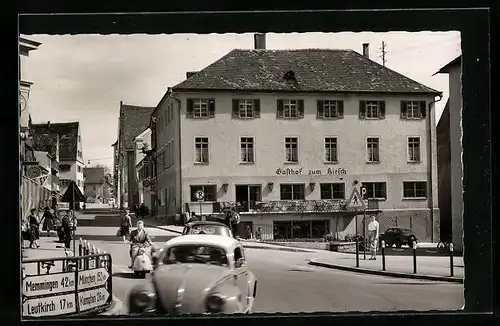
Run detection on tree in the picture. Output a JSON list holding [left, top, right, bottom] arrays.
[[89, 163, 111, 175]]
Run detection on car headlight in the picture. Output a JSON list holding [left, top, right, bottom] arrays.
[[129, 289, 156, 313], [205, 293, 225, 313]]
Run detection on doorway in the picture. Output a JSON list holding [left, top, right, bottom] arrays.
[[235, 185, 262, 212]]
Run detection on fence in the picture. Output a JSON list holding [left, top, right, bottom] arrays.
[[22, 250, 113, 318]]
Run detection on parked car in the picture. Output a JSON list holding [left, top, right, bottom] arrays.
[[182, 221, 233, 238], [128, 234, 257, 315], [379, 227, 417, 248]]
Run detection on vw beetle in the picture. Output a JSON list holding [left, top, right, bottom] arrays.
[[182, 221, 233, 237], [128, 235, 257, 315]]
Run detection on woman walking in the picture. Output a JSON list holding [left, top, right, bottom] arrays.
[[119, 209, 132, 243], [40, 207, 54, 237], [27, 208, 40, 249]]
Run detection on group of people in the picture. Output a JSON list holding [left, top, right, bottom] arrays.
[[22, 207, 75, 250]]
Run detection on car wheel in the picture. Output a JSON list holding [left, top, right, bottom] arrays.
[[395, 239, 402, 248]]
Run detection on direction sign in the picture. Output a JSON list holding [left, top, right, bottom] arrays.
[[195, 189, 205, 201], [23, 272, 76, 297], [78, 288, 110, 312], [23, 293, 76, 317], [346, 187, 365, 210], [78, 267, 109, 291]]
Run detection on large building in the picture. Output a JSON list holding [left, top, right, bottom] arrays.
[[151, 36, 442, 241], [115, 102, 155, 209], [134, 128, 153, 211], [83, 167, 107, 201], [435, 55, 462, 251], [31, 122, 85, 197], [32, 132, 60, 208]]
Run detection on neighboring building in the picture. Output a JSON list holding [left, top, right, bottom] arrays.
[[111, 140, 119, 201], [83, 167, 106, 201], [19, 36, 42, 218], [435, 55, 462, 251], [151, 35, 442, 241], [103, 180, 113, 201], [33, 151, 56, 208], [31, 122, 85, 200], [134, 128, 153, 211], [115, 102, 155, 209], [32, 132, 60, 208]]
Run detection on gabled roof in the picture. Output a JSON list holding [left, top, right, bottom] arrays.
[[119, 103, 155, 151], [434, 55, 461, 75], [31, 122, 79, 161], [83, 167, 105, 184], [32, 132, 59, 159], [173, 49, 441, 95]]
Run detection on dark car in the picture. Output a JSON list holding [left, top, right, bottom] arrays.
[[379, 227, 417, 248], [182, 221, 233, 238]]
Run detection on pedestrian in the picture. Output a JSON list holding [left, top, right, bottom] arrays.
[[61, 210, 73, 249], [367, 215, 380, 260], [255, 227, 262, 241], [40, 207, 54, 237], [187, 211, 198, 224], [27, 208, 40, 249], [118, 209, 132, 242], [231, 210, 241, 239]]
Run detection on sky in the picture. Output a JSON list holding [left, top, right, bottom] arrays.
[[22, 31, 461, 172]]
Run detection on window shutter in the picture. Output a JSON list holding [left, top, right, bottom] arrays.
[[419, 101, 427, 118], [400, 101, 407, 119], [317, 100, 324, 118], [232, 99, 240, 118], [208, 99, 215, 117], [277, 99, 284, 118], [253, 99, 261, 118], [359, 101, 366, 119], [337, 100, 344, 118], [298, 100, 305, 118], [186, 99, 194, 118], [378, 101, 386, 119]]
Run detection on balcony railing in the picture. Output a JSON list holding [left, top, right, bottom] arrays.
[[212, 200, 347, 214]]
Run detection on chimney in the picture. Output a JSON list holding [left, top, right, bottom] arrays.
[[186, 71, 198, 79], [254, 33, 266, 50], [362, 43, 369, 58], [47, 121, 51, 128]]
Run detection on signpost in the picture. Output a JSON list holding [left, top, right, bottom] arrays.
[[360, 186, 367, 260], [346, 186, 366, 267], [23, 273, 76, 297], [195, 189, 205, 221], [23, 293, 77, 317], [78, 288, 110, 312], [77, 267, 109, 291]]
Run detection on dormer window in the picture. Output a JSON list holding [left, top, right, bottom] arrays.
[[283, 70, 296, 81]]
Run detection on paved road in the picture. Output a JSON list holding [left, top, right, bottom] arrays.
[[87, 239, 463, 314]]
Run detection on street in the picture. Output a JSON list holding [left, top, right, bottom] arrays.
[[75, 205, 464, 314]]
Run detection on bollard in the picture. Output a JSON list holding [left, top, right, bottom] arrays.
[[83, 241, 89, 269], [78, 238, 83, 269], [355, 236, 360, 268], [381, 240, 386, 271], [412, 241, 418, 274], [449, 243, 454, 277]]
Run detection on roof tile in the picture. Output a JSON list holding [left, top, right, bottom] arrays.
[[31, 122, 79, 161], [119, 104, 155, 151]]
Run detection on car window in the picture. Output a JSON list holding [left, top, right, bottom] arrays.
[[234, 247, 244, 262], [162, 245, 229, 267]]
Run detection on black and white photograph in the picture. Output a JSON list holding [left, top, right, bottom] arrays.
[[19, 30, 466, 318]]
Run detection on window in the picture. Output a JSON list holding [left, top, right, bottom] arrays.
[[232, 99, 260, 119], [362, 182, 387, 199], [77, 150, 82, 158], [401, 101, 426, 119], [240, 137, 255, 163], [277, 99, 304, 119], [194, 137, 209, 164], [280, 184, 305, 200], [77, 166, 82, 172], [324, 137, 338, 163], [403, 181, 427, 198], [285, 137, 299, 163], [190, 185, 217, 202], [366, 137, 380, 162], [317, 100, 344, 119], [408, 137, 421, 162], [320, 183, 345, 199], [186, 98, 215, 118], [359, 101, 386, 119]]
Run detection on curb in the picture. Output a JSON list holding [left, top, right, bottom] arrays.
[[143, 223, 183, 234], [242, 244, 313, 253], [100, 294, 126, 316], [308, 259, 464, 284]]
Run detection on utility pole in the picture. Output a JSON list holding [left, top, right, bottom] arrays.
[[380, 41, 387, 67]]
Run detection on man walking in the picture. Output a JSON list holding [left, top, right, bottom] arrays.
[[367, 215, 380, 260]]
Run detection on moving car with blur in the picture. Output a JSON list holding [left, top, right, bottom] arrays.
[[379, 227, 418, 248], [182, 221, 233, 237], [128, 235, 257, 315]]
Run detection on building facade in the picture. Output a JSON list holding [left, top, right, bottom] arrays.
[[83, 167, 106, 201], [32, 132, 60, 208], [134, 128, 153, 211], [152, 37, 442, 241], [19, 36, 43, 219], [436, 56, 463, 251], [115, 102, 155, 209]]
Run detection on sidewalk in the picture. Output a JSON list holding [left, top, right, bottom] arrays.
[[308, 250, 464, 283]]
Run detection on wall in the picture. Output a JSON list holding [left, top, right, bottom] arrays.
[[76, 161, 84, 192], [84, 184, 103, 199], [448, 66, 463, 251], [59, 161, 77, 182], [437, 103, 452, 240], [177, 92, 437, 211], [127, 151, 139, 208]]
